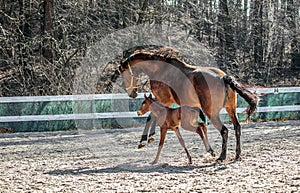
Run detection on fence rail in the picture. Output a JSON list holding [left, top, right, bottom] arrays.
[[0, 87, 299, 103], [0, 105, 299, 123], [0, 87, 299, 131]]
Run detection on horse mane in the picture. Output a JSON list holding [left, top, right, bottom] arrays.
[[121, 46, 195, 69], [146, 95, 162, 106]]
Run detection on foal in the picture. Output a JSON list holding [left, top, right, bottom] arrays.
[[137, 94, 213, 164]]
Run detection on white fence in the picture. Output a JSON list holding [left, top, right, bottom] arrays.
[[0, 87, 300, 123]]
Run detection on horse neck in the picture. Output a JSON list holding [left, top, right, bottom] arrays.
[[148, 99, 166, 117], [130, 60, 161, 77], [130, 58, 194, 79]]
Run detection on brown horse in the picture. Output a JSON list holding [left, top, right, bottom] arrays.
[[137, 93, 211, 164], [137, 103, 207, 149], [138, 70, 223, 149], [119, 46, 259, 161]]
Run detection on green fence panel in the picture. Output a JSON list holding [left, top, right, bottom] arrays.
[[0, 91, 299, 132]]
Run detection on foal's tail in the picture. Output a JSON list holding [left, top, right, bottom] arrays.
[[223, 75, 259, 118]]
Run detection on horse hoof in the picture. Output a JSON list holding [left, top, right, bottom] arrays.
[[235, 155, 242, 161], [138, 144, 145, 149], [216, 156, 226, 162], [209, 149, 216, 157], [148, 137, 155, 144]]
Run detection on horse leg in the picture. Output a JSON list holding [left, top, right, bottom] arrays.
[[211, 115, 228, 161], [197, 123, 215, 157], [152, 126, 167, 164], [138, 114, 153, 149], [226, 87, 242, 160], [226, 107, 241, 160], [197, 108, 215, 155], [174, 127, 192, 164], [148, 114, 156, 144]]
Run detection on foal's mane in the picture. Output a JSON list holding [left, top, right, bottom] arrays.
[[121, 46, 195, 69], [145, 95, 168, 109]]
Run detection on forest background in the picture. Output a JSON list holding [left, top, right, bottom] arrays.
[[0, 0, 299, 97]]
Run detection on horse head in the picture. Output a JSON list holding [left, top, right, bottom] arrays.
[[119, 63, 139, 98], [137, 93, 153, 116]]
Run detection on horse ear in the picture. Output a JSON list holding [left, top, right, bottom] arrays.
[[149, 93, 152, 98]]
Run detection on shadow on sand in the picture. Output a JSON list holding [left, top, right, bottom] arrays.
[[45, 161, 236, 176]]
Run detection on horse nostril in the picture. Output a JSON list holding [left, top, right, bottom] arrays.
[[137, 111, 144, 116], [130, 91, 138, 98]]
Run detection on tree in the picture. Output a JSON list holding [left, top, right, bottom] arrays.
[[252, 0, 264, 67], [0, 0, 299, 97], [43, 0, 54, 63], [217, 0, 237, 72], [287, 0, 300, 70]]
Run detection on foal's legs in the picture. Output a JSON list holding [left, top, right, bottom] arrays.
[[148, 115, 156, 144], [196, 108, 215, 155], [181, 114, 214, 156], [152, 126, 167, 164], [197, 123, 215, 156], [173, 127, 192, 164], [138, 113, 156, 149], [138, 114, 152, 148]]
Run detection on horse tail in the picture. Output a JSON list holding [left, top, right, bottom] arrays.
[[223, 75, 259, 118]]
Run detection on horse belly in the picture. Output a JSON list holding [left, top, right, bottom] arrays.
[[175, 79, 201, 108]]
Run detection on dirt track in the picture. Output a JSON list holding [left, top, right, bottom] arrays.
[[0, 120, 299, 192]]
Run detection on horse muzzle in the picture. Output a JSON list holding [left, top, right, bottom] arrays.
[[137, 111, 142, 116], [129, 90, 138, 98], [137, 110, 145, 116]]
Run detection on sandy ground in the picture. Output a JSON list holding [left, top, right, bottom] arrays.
[[0, 120, 299, 192]]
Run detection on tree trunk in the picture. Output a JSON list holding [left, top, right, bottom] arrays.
[[43, 0, 53, 63], [252, 0, 264, 67], [287, 0, 300, 70], [217, 0, 237, 71]]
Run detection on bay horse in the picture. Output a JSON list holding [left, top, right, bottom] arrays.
[[137, 93, 212, 164], [119, 46, 258, 161]]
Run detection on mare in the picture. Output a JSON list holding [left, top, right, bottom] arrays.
[[137, 93, 210, 164], [119, 46, 259, 161]]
